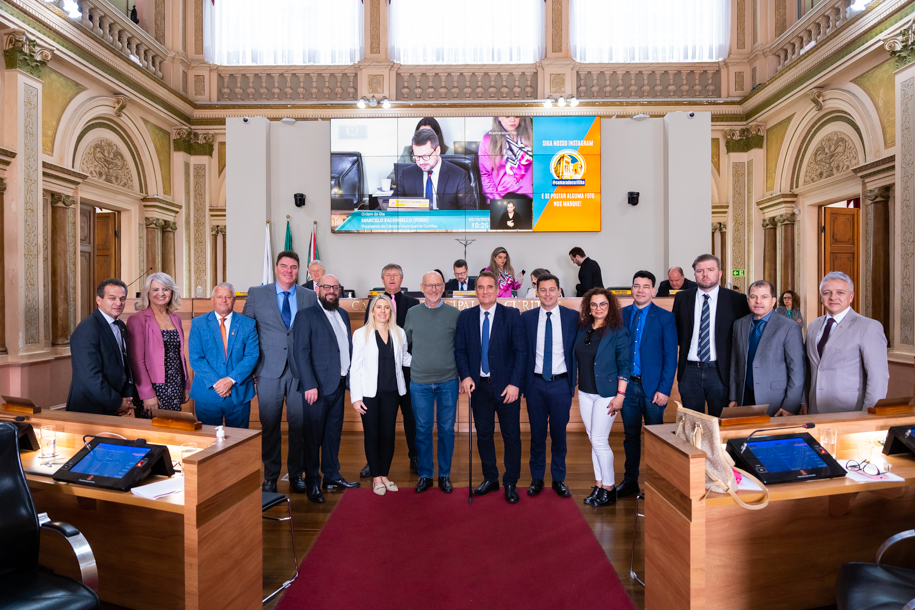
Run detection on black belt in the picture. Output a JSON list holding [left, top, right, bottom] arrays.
[[535, 372, 568, 381], [480, 376, 491, 383], [629, 375, 642, 383], [686, 360, 716, 368]]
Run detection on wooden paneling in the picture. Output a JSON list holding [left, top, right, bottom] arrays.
[[79, 206, 95, 320], [821, 206, 859, 313], [95, 211, 119, 283]]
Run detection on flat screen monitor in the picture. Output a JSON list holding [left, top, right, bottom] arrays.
[[726, 432, 846, 486], [53, 436, 174, 491]]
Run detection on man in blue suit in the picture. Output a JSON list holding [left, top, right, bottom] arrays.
[[454, 272, 527, 504], [292, 274, 357, 504], [617, 270, 678, 498], [520, 273, 578, 498], [188, 283, 259, 428]]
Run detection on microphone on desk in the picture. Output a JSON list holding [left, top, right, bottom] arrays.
[[740, 423, 816, 453]]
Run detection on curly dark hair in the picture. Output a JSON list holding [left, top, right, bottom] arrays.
[[779, 290, 799, 309], [578, 288, 623, 333]]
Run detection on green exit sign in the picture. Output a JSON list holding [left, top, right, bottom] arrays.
[[732, 269, 746, 277]]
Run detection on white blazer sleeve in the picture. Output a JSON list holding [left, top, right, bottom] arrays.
[[399, 327, 412, 368], [350, 329, 366, 403]]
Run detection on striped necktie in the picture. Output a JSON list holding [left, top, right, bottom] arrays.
[[698, 294, 711, 362]]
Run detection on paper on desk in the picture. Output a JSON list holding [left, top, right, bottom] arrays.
[[839, 460, 904, 484], [736, 475, 763, 492], [131, 475, 184, 499]]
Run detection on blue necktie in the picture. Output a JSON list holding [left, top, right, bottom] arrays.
[[746, 319, 765, 387], [424, 170, 434, 209], [543, 311, 553, 381], [481, 311, 490, 375], [631, 308, 643, 376], [698, 294, 711, 362], [281, 291, 292, 329]]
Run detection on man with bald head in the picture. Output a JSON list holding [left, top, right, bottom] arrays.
[[656, 266, 697, 297], [404, 271, 462, 493]]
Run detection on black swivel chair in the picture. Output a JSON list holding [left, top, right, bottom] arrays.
[[261, 492, 298, 604], [331, 151, 366, 210], [0, 421, 100, 610], [441, 153, 483, 210], [836, 530, 915, 610]]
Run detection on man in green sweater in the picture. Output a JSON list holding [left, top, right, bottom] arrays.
[[404, 271, 462, 494]]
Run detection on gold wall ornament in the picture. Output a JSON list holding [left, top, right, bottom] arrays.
[[41, 68, 87, 155], [735, 72, 745, 92], [731, 161, 747, 291], [737, 0, 746, 49], [370, 0, 381, 56], [765, 114, 794, 193], [194, 75, 206, 96], [24, 83, 40, 345], [802, 132, 859, 185], [218, 142, 226, 176], [155, 0, 166, 45], [550, 74, 565, 95], [79, 138, 135, 190], [194, 0, 203, 56], [144, 119, 172, 196], [901, 76, 914, 345], [775, 0, 787, 37], [193, 164, 207, 289], [551, 0, 563, 54], [852, 59, 896, 148], [368, 74, 384, 95], [712, 138, 720, 174], [725, 124, 764, 153], [174, 128, 215, 156], [4, 30, 54, 80]]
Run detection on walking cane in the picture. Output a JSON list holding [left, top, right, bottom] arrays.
[[468, 390, 473, 505]]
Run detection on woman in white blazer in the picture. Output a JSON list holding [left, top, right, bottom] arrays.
[[351, 294, 412, 495]]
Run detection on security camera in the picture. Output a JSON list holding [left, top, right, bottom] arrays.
[[293, 193, 306, 208], [242, 117, 250, 123], [628, 192, 640, 206], [687, 111, 696, 118]]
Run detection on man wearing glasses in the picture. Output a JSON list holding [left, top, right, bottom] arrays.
[[404, 272, 462, 494], [391, 129, 476, 210]]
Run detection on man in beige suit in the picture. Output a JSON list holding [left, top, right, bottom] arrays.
[[806, 271, 888, 414]]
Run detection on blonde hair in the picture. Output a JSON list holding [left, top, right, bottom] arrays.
[[363, 294, 402, 350], [140, 272, 182, 312]]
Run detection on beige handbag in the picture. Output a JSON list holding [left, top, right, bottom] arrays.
[[674, 404, 769, 510]]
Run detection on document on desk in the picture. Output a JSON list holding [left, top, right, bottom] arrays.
[[838, 460, 905, 484], [131, 475, 184, 500]]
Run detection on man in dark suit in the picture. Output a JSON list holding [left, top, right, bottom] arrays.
[[67, 279, 136, 416], [454, 272, 527, 504], [673, 254, 750, 417], [391, 129, 476, 210], [358, 263, 420, 478], [569, 247, 603, 297], [656, 266, 698, 297], [616, 271, 678, 498], [728, 280, 805, 416], [293, 274, 356, 503], [520, 273, 578, 498], [242, 251, 317, 494], [302, 260, 324, 290], [444, 259, 476, 292]]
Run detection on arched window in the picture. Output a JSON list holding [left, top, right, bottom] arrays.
[[208, 0, 363, 65], [570, 0, 730, 63], [389, 0, 544, 64]]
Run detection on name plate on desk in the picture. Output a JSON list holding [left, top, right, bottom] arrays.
[[1, 394, 40, 415], [387, 198, 430, 209], [452, 291, 476, 297], [151, 409, 202, 431]]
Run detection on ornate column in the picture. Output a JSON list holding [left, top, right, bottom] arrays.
[[757, 193, 799, 300], [173, 129, 215, 295], [719, 223, 728, 287], [725, 125, 764, 292], [161, 221, 177, 279], [145, 217, 162, 273], [210, 224, 218, 287], [864, 186, 891, 338], [776, 212, 798, 296], [221, 226, 227, 283], [49, 193, 75, 346], [0, 177, 6, 354], [762, 217, 778, 288]]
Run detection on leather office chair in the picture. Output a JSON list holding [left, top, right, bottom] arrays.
[[441, 153, 483, 210], [331, 151, 366, 210], [0, 422, 100, 610], [262, 492, 298, 603], [836, 530, 915, 610]]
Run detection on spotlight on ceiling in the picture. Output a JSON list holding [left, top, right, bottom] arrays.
[[542, 97, 554, 108], [381, 97, 391, 109], [357, 97, 367, 109], [557, 96, 566, 107], [569, 96, 579, 107]]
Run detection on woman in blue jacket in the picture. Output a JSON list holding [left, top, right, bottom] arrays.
[[572, 288, 631, 508]]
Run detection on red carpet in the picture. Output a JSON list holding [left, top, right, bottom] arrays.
[[277, 487, 635, 610]]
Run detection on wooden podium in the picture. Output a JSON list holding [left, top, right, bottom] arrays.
[[19, 410, 262, 610]]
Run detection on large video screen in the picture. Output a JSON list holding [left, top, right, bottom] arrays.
[[330, 116, 601, 233]]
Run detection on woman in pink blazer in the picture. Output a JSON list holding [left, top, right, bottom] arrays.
[[126, 272, 190, 418]]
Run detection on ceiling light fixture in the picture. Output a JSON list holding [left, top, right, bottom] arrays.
[[542, 97, 554, 108], [357, 97, 367, 109], [381, 97, 391, 109]]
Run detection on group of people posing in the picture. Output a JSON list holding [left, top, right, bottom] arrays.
[[66, 248, 890, 508]]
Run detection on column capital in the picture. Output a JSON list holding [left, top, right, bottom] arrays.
[[775, 211, 799, 225], [725, 124, 764, 153], [161, 221, 178, 232], [863, 186, 892, 203], [761, 217, 779, 229], [885, 22, 915, 69], [757, 192, 799, 220], [0, 177, 6, 193], [173, 128, 215, 156], [4, 30, 54, 79], [145, 217, 164, 229], [49, 192, 76, 207]]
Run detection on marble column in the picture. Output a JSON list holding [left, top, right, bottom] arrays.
[[777, 213, 797, 296], [161, 221, 177, 279], [50, 193, 75, 346], [221, 226, 227, 282], [145, 217, 162, 273], [864, 187, 891, 338], [210, 224, 218, 287], [0, 179, 6, 354], [762, 217, 778, 288], [719, 224, 728, 287]]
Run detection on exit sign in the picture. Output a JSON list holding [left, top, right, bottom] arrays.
[[732, 269, 746, 277]]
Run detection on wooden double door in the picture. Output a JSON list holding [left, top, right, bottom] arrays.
[[79, 206, 120, 319], [820, 205, 859, 314]]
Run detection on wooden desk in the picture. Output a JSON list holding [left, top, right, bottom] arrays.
[[21, 411, 262, 610], [644, 411, 915, 610]]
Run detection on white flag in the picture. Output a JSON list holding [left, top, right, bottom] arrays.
[[262, 222, 274, 285]]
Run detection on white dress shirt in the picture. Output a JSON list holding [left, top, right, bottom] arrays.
[[322, 306, 350, 376], [535, 306, 567, 375], [99, 309, 124, 352], [815, 306, 852, 344], [687, 285, 720, 362], [479, 304, 496, 377], [425, 160, 442, 210]]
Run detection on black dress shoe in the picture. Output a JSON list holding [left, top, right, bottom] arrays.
[[262, 479, 277, 493], [583, 486, 601, 505], [289, 477, 307, 494], [359, 464, 371, 478], [410, 457, 419, 474], [504, 484, 520, 504], [306, 484, 325, 504], [473, 480, 500, 496], [615, 479, 640, 499], [591, 487, 617, 508], [552, 481, 571, 498], [527, 479, 544, 496], [415, 477, 433, 493], [323, 478, 360, 489], [438, 476, 453, 493]]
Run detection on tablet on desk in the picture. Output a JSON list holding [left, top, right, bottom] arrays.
[[53, 436, 174, 491], [726, 432, 847, 485]]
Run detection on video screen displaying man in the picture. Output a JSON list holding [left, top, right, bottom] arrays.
[[390, 129, 477, 210]]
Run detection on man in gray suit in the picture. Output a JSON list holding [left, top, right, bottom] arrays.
[[728, 280, 805, 416], [242, 250, 317, 494], [806, 271, 889, 414]]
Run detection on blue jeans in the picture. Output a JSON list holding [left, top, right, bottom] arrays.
[[410, 378, 458, 479], [621, 381, 666, 483]]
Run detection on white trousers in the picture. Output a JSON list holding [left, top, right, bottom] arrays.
[[578, 391, 617, 486]]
